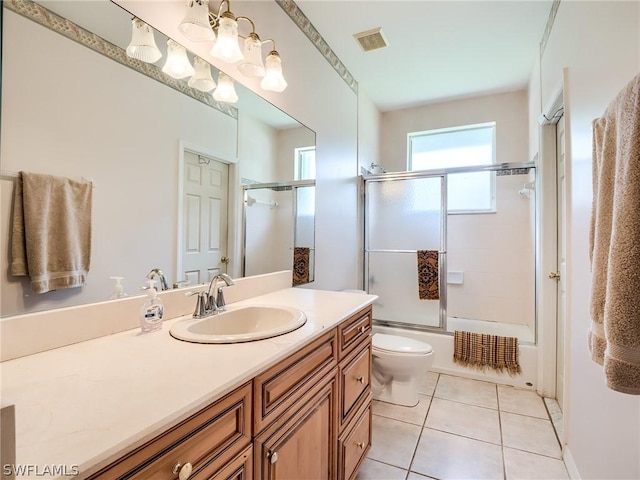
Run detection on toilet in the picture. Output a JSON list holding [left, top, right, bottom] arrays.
[[371, 333, 435, 407]]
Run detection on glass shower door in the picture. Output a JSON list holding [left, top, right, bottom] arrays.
[[364, 174, 446, 329]]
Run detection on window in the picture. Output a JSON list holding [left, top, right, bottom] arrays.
[[408, 123, 496, 213], [294, 146, 316, 180]]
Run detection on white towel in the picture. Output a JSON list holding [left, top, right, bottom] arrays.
[[11, 172, 92, 294], [589, 73, 640, 395]]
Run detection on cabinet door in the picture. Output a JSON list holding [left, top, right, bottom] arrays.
[[254, 375, 337, 480]]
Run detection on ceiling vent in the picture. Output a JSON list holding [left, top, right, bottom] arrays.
[[353, 27, 389, 52]]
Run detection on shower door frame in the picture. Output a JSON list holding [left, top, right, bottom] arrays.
[[362, 161, 537, 335], [241, 179, 316, 279]]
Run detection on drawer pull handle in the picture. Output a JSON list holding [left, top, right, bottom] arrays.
[[172, 462, 193, 480], [268, 450, 279, 464], [356, 442, 366, 450], [358, 325, 367, 334], [356, 376, 365, 384]]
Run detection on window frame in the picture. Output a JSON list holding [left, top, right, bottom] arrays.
[[407, 122, 497, 214], [294, 146, 316, 181]]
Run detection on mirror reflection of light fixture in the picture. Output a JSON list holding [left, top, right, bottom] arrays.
[[178, 0, 215, 42], [126, 17, 162, 64], [188, 56, 217, 92], [213, 72, 239, 103], [261, 50, 287, 92], [162, 39, 195, 79]]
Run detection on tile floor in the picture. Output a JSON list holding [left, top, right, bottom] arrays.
[[357, 373, 569, 480]]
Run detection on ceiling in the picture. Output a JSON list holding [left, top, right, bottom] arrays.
[[296, 1, 553, 112]]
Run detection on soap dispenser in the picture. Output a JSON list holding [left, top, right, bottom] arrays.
[[140, 279, 164, 333], [109, 276, 128, 300]]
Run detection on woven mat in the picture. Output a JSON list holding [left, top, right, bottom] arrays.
[[453, 330, 521, 375]]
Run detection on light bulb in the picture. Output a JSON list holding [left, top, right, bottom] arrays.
[[178, 0, 215, 42], [210, 15, 244, 63], [188, 57, 216, 92], [162, 39, 194, 79], [213, 72, 239, 103], [126, 18, 162, 64], [260, 51, 287, 92], [238, 33, 265, 78]]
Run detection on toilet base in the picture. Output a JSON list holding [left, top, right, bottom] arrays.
[[372, 377, 420, 407]]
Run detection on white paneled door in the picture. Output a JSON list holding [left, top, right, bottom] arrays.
[[181, 151, 229, 286]]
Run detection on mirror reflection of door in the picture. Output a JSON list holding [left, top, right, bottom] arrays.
[[181, 151, 229, 285]]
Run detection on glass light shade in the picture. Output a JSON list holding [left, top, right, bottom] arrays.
[[213, 72, 239, 103], [188, 57, 216, 92], [260, 51, 287, 92], [126, 18, 162, 64], [210, 16, 244, 63], [178, 0, 215, 42], [238, 34, 265, 78], [162, 39, 195, 79]]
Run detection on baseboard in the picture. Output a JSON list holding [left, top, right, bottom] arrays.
[[563, 446, 581, 480]]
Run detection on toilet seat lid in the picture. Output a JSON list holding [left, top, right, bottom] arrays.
[[372, 333, 433, 354]]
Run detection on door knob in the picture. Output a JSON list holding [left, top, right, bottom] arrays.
[[548, 271, 560, 280], [221, 256, 230, 264], [356, 376, 365, 384]]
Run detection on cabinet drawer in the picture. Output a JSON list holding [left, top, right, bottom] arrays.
[[338, 400, 372, 480], [194, 445, 253, 480], [339, 341, 371, 427], [253, 329, 337, 432], [337, 306, 372, 360], [89, 382, 252, 480]]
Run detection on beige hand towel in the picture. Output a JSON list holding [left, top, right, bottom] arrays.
[[589, 73, 640, 395], [10, 172, 92, 294]]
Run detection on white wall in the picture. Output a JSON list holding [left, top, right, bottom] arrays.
[[0, 11, 238, 316], [276, 126, 316, 181], [448, 173, 535, 330], [380, 90, 528, 172], [536, 2, 640, 478]]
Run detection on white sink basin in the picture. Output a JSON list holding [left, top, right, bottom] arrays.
[[169, 305, 307, 344]]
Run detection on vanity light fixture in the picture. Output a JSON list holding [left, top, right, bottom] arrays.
[[260, 48, 287, 92], [188, 56, 217, 92], [126, 17, 162, 64], [178, 0, 215, 42], [178, 0, 287, 91], [162, 39, 195, 79], [212, 72, 239, 103]]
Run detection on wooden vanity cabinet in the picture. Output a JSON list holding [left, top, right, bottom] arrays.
[[87, 382, 252, 480], [87, 305, 373, 480], [336, 306, 372, 479]]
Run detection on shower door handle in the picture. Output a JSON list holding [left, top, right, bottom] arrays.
[[548, 271, 560, 280]]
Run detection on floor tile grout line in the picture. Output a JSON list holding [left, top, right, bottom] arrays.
[[496, 384, 508, 480], [404, 373, 441, 480]]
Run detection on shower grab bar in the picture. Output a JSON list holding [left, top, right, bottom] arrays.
[[365, 249, 446, 254]]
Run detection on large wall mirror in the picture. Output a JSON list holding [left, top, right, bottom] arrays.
[[0, 0, 316, 317]]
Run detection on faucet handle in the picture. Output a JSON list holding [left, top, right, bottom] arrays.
[[215, 287, 227, 312], [187, 290, 209, 318]]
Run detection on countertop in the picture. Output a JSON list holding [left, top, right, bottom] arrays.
[[0, 288, 376, 479]]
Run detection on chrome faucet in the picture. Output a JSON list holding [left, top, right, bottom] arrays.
[[146, 268, 169, 291], [206, 273, 235, 313]]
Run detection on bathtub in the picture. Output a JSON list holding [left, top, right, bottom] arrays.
[[373, 323, 538, 390]]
